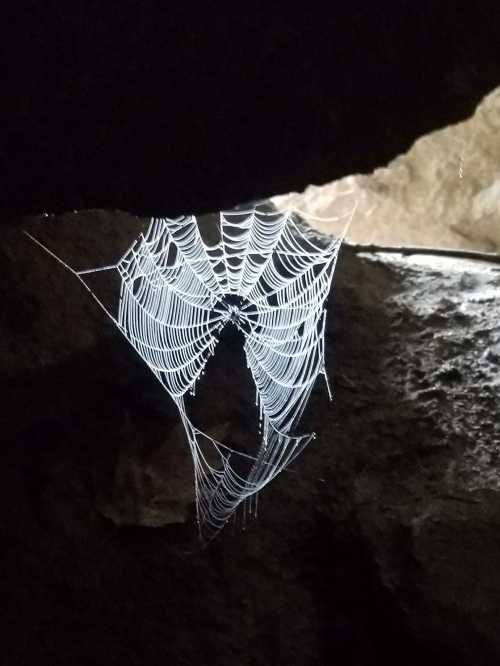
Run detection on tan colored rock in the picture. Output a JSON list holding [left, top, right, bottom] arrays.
[[272, 87, 500, 251]]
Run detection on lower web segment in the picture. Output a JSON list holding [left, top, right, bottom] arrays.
[[176, 402, 315, 542], [26, 206, 345, 542]]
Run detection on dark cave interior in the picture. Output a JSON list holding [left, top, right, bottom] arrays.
[[2, 5, 500, 666], [2, 2, 500, 219]]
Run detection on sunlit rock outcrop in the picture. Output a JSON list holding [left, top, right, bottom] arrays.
[[272, 87, 500, 251]]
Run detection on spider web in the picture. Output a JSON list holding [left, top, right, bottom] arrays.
[[27, 206, 346, 542]]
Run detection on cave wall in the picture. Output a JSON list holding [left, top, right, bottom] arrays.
[[273, 86, 500, 252], [2, 210, 500, 665], [2, 3, 500, 218]]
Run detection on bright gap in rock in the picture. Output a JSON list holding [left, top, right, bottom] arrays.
[[271, 85, 500, 253]]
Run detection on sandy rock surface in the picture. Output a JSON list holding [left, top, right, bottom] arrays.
[[272, 87, 500, 252]]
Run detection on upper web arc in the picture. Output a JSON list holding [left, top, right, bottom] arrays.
[[222, 209, 290, 298], [162, 215, 225, 300]]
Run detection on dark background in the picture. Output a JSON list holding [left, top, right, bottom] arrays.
[[2, 5, 500, 665], [2, 1, 500, 219]]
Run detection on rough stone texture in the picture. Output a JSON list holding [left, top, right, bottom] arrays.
[[272, 86, 500, 252], [334, 251, 500, 664], [2, 211, 500, 665]]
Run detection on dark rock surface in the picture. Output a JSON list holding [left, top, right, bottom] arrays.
[[1, 211, 500, 665], [2, 4, 500, 218]]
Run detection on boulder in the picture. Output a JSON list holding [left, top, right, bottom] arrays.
[[272, 86, 500, 252]]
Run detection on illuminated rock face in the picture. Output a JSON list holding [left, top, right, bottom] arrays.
[[272, 86, 500, 252], [3, 210, 500, 664]]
